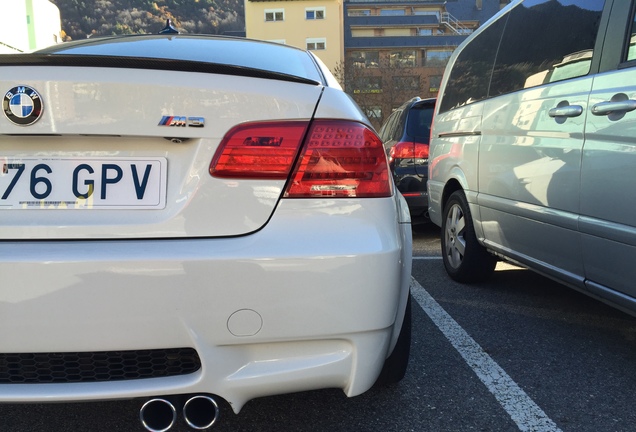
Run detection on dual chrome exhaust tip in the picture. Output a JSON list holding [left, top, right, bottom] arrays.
[[140, 395, 220, 431]]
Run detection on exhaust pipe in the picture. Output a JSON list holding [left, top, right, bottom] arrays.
[[140, 398, 177, 432], [183, 395, 220, 430]]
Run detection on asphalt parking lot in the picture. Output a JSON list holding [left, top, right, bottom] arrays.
[[2, 225, 636, 431]]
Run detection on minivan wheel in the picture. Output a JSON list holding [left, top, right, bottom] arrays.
[[442, 190, 496, 283]]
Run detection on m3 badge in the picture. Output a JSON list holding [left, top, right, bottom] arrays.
[[158, 116, 205, 127]]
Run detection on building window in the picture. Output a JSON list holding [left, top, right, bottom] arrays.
[[352, 77, 383, 94], [393, 76, 420, 91], [351, 28, 376, 37], [265, 9, 284, 22], [350, 51, 379, 68], [390, 51, 417, 68], [306, 38, 326, 51], [348, 9, 371, 17], [380, 9, 406, 16], [429, 75, 442, 92], [306, 7, 326, 20], [413, 9, 440, 19], [424, 49, 453, 67], [385, 28, 411, 37], [365, 106, 382, 121]]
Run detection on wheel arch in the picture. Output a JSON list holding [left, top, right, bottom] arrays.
[[441, 178, 464, 219]]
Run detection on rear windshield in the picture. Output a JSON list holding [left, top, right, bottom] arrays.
[[31, 35, 323, 83], [407, 105, 434, 142]]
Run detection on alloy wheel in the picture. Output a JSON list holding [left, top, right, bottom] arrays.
[[444, 203, 466, 269]]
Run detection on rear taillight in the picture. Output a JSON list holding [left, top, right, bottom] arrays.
[[210, 121, 309, 179], [390, 142, 430, 160], [284, 120, 392, 198], [210, 120, 391, 198]]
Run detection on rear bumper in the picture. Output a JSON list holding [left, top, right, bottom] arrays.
[[402, 192, 429, 222], [394, 172, 429, 222], [0, 198, 411, 411]]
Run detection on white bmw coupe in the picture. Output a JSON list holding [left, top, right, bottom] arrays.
[[0, 33, 412, 431]]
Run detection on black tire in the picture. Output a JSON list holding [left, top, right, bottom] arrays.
[[441, 190, 497, 283], [375, 293, 411, 386]]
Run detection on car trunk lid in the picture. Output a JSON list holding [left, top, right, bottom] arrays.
[[0, 65, 323, 240]]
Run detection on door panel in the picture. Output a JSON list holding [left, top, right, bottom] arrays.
[[479, 78, 591, 279], [581, 69, 636, 297], [476, 0, 606, 280]]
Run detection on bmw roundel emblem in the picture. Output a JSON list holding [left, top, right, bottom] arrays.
[[2, 86, 43, 126]]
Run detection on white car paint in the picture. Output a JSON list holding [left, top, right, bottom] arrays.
[[0, 35, 412, 414]]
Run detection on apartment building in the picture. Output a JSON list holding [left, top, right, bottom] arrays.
[[0, 0, 62, 53], [245, 0, 344, 72], [344, 0, 506, 126]]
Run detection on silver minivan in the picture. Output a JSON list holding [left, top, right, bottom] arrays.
[[429, 0, 636, 315]]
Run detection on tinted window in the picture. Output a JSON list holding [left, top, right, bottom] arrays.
[[379, 110, 400, 142], [392, 110, 408, 141], [406, 106, 434, 142], [439, 16, 507, 113], [489, 0, 604, 97], [627, 9, 636, 62]]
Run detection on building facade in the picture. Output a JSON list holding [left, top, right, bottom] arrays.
[[343, 0, 506, 127], [245, 0, 345, 72], [0, 0, 62, 53]]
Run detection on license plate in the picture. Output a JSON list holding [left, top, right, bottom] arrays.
[[0, 157, 167, 210]]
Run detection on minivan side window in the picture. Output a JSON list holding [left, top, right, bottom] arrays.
[[489, 0, 605, 97], [626, 9, 636, 62], [438, 16, 508, 113]]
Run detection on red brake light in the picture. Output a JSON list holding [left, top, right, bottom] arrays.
[[210, 120, 392, 198], [390, 142, 430, 160], [210, 121, 309, 179], [284, 120, 392, 198]]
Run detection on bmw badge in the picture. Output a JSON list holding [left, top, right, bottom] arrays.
[[3, 86, 43, 126]]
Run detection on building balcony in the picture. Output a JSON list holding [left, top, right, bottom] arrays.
[[346, 15, 439, 26], [344, 35, 466, 49]]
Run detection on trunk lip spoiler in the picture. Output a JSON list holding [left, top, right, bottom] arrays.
[[0, 54, 323, 86]]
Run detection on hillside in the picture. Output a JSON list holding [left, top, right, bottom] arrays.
[[50, 0, 245, 41]]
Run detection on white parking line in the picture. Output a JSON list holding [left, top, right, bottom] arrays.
[[410, 278, 562, 432]]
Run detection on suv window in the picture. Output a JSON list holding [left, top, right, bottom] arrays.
[[439, 16, 507, 113], [392, 109, 409, 141], [489, 0, 605, 97], [379, 110, 400, 142], [406, 105, 434, 142]]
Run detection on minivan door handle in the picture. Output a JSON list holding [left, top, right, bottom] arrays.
[[591, 100, 636, 116], [548, 105, 583, 118]]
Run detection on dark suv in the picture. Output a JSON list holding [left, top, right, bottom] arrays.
[[378, 97, 435, 225]]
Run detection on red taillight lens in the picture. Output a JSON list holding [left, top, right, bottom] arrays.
[[390, 141, 430, 160], [284, 120, 392, 198], [210, 120, 392, 198], [210, 121, 309, 179]]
